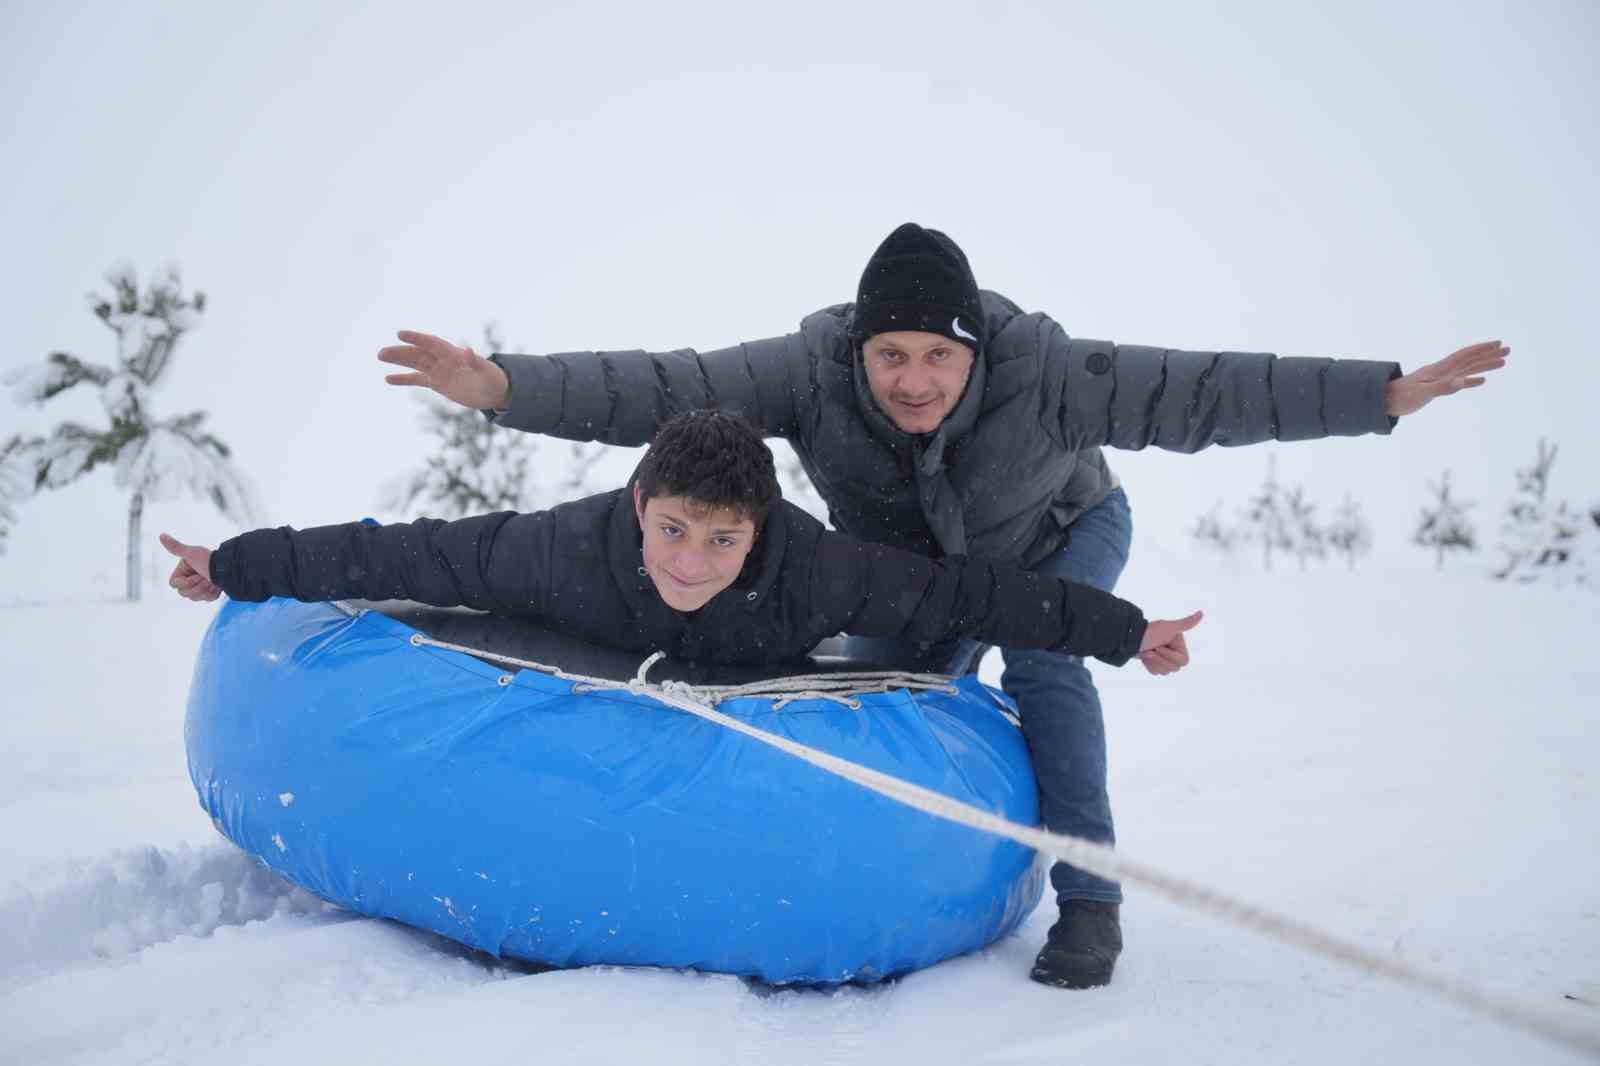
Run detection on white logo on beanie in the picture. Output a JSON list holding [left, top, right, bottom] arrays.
[[952, 317, 977, 342]]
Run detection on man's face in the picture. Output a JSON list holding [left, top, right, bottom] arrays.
[[860, 331, 976, 435], [634, 487, 757, 612]]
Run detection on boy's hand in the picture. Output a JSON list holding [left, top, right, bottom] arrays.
[[378, 330, 513, 411], [160, 533, 221, 602], [1137, 610, 1202, 676]]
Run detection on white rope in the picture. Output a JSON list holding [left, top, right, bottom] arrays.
[[406, 632, 960, 710], [399, 628, 1599, 1057]]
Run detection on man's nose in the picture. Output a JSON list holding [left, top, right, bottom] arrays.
[[896, 368, 934, 398]]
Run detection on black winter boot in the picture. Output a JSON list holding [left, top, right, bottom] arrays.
[[1029, 901, 1122, 989]]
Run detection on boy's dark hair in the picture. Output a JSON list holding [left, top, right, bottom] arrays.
[[636, 411, 780, 524]]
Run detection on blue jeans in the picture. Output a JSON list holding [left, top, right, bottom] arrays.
[[842, 487, 1132, 905]]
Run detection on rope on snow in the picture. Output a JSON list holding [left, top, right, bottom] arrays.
[[398, 625, 1600, 1058]]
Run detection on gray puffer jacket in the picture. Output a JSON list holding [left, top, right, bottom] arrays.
[[492, 291, 1400, 566]]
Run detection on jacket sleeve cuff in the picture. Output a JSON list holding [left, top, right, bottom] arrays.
[[1324, 360, 1402, 437], [1054, 583, 1146, 666], [485, 353, 566, 433], [1116, 611, 1148, 666], [208, 537, 255, 601]]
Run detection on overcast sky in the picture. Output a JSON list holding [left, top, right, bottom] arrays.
[[3, 0, 1596, 601]]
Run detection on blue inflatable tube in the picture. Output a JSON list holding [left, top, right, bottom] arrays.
[[186, 597, 1045, 984]]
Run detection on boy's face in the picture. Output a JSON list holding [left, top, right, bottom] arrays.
[[633, 486, 757, 612]]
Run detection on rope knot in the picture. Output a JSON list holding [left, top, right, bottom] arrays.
[[632, 651, 667, 690]]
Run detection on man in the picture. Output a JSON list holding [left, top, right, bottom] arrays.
[[377, 224, 1507, 988], [163, 411, 1202, 676]]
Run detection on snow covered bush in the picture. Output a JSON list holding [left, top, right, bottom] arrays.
[[1190, 504, 1240, 558], [1194, 467, 1372, 572], [1324, 494, 1373, 570], [3, 266, 256, 597], [1494, 439, 1593, 586], [1237, 458, 1296, 571], [1413, 471, 1477, 570], [1281, 484, 1326, 570]]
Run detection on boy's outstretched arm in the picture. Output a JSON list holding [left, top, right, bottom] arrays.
[[159, 512, 554, 613], [814, 534, 1202, 672]]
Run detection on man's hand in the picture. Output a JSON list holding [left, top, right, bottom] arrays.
[[1137, 610, 1202, 676], [377, 330, 513, 411], [160, 533, 221, 602], [1386, 340, 1509, 418]]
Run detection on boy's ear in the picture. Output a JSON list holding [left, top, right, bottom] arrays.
[[633, 482, 644, 525]]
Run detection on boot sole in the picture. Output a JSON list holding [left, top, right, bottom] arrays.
[[1028, 961, 1114, 989]]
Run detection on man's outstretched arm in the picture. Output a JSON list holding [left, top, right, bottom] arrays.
[[1051, 324, 1508, 453], [378, 329, 812, 446]]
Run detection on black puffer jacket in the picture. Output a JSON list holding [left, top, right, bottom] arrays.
[[209, 489, 1147, 667], [491, 291, 1400, 565]]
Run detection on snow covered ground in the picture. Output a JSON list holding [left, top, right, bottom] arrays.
[[2, 545, 1597, 1065]]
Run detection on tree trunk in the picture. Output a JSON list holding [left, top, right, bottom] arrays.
[[127, 491, 144, 601]]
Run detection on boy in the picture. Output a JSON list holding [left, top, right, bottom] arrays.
[[163, 411, 1200, 674]]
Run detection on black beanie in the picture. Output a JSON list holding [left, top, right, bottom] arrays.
[[851, 222, 984, 349]]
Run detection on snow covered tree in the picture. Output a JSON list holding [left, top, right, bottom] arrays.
[[390, 325, 537, 517], [1494, 439, 1589, 584], [1412, 471, 1476, 569], [1324, 493, 1373, 570], [1239, 457, 1294, 571], [551, 439, 610, 499], [389, 400, 533, 517], [1190, 503, 1239, 557], [4, 266, 256, 599], [0, 435, 34, 558], [389, 325, 616, 517], [1282, 484, 1325, 570]]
